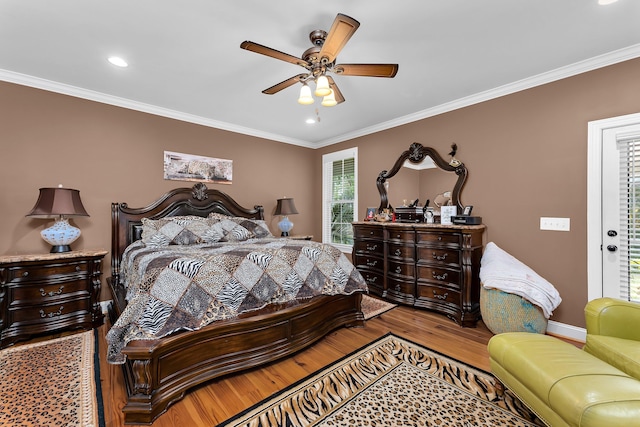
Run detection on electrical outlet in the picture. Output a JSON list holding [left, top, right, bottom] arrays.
[[540, 217, 570, 231]]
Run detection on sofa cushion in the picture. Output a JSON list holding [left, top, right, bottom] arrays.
[[584, 335, 640, 381], [489, 333, 629, 405]]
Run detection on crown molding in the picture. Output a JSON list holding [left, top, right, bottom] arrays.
[[2, 43, 640, 150], [314, 43, 640, 148]]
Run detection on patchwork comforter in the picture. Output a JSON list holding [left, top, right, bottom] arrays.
[[106, 238, 367, 364]]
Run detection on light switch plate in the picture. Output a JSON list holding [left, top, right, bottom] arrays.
[[540, 217, 570, 231]]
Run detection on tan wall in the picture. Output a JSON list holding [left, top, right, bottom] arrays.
[[3, 57, 640, 327], [315, 57, 640, 328], [0, 81, 316, 300]]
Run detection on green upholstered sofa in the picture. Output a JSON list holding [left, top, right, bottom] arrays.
[[488, 298, 640, 427]]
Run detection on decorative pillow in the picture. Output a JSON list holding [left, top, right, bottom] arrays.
[[207, 213, 273, 241], [141, 216, 224, 247]]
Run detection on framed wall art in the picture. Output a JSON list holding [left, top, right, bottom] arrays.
[[163, 151, 232, 184]]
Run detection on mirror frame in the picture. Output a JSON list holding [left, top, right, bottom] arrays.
[[377, 142, 468, 213]]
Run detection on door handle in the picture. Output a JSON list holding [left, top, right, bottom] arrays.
[[607, 230, 618, 237], [607, 245, 618, 252]]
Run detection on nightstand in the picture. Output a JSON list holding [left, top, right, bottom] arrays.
[[0, 249, 107, 348]]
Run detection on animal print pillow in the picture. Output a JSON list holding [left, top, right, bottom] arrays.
[[141, 216, 224, 247], [208, 213, 273, 241]]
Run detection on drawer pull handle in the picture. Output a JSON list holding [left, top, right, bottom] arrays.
[[75, 266, 81, 272], [366, 244, 378, 251], [432, 252, 448, 261], [40, 286, 64, 297], [437, 236, 443, 241], [432, 272, 448, 281], [40, 306, 64, 318], [22, 271, 29, 277], [369, 231, 374, 235], [394, 284, 401, 292], [396, 234, 401, 239], [366, 260, 378, 267], [394, 249, 402, 256], [395, 266, 402, 274], [366, 276, 378, 283], [433, 290, 449, 300]]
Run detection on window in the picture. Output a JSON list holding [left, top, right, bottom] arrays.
[[322, 147, 357, 251]]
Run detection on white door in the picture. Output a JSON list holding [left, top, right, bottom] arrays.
[[590, 115, 640, 301]]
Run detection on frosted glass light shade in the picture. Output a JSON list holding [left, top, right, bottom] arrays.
[[321, 91, 337, 107], [297, 84, 314, 105], [314, 75, 331, 97], [277, 216, 294, 237]]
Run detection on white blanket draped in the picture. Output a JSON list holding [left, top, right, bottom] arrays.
[[480, 242, 561, 318]]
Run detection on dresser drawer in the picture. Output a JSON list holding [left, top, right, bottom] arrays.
[[388, 260, 415, 278], [353, 225, 384, 240], [416, 247, 460, 267], [9, 280, 89, 304], [416, 232, 461, 248], [6, 261, 89, 282], [353, 239, 383, 256], [353, 254, 383, 272], [416, 265, 460, 288], [7, 298, 91, 324], [388, 242, 415, 261], [358, 269, 383, 288], [358, 269, 384, 296], [416, 284, 461, 306], [387, 229, 415, 242]]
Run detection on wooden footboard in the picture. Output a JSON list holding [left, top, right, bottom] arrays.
[[118, 292, 364, 425]]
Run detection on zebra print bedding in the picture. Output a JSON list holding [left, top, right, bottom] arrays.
[[106, 238, 368, 364]]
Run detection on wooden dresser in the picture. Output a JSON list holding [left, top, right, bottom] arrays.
[[0, 250, 106, 348], [353, 221, 485, 327]]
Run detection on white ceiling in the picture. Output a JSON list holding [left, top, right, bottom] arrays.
[[2, 1, 640, 148]]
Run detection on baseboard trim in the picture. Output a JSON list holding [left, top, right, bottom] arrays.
[[547, 320, 586, 343]]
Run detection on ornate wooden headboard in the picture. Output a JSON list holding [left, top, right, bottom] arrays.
[[110, 182, 264, 284]]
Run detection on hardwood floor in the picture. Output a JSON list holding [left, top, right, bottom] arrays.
[[98, 305, 496, 426]]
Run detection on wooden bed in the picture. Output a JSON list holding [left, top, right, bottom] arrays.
[[107, 183, 365, 424]]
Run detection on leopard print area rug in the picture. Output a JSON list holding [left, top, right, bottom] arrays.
[[219, 333, 544, 427], [0, 330, 104, 427], [361, 294, 397, 320]]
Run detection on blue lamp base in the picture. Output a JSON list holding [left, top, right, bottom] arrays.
[[278, 216, 294, 237]]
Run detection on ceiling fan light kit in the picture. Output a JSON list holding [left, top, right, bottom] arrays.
[[240, 13, 398, 107]]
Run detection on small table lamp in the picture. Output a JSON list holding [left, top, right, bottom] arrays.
[[26, 186, 89, 253], [274, 197, 298, 237]]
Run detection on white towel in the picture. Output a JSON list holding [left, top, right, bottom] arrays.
[[480, 242, 562, 318]]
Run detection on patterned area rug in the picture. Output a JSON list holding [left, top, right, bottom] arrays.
[[0, 330, 105, 427], [361, 294, 396, 319], [219, 333, 543, 427]]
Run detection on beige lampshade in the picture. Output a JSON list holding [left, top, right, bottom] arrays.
[[297, 84, 314, 105]]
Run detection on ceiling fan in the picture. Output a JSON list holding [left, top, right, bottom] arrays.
[[240, 13, 398, 107]]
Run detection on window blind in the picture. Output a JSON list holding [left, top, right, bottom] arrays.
[[618, 138, 640, 302], [322, 148, 357, 251]]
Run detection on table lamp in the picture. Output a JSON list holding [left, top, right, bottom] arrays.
[[274, 197, 298, 237], [26, 186, 89, 253]]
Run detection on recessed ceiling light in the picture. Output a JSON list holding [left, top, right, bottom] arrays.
[[598, 0, 618, 5], [108, 56, 128, 67], [305, 118, 316, 124]]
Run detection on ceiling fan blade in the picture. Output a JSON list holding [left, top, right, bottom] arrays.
[[262, 74, 308, 95], [333, 63, 399, 78], [240, 41, 308, 68], [327, 76, 345, 104], [318, 14, 360, 64]]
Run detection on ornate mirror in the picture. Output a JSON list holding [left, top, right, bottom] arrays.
[[377, 142, 468, 213]]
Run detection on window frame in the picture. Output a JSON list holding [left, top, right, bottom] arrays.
[[322, 147, 358, 252]]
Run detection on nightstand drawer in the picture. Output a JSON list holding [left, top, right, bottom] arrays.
[[9, 280, 89, 304], [8, 298, 91, 324], [7, 261, 88, 282]]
